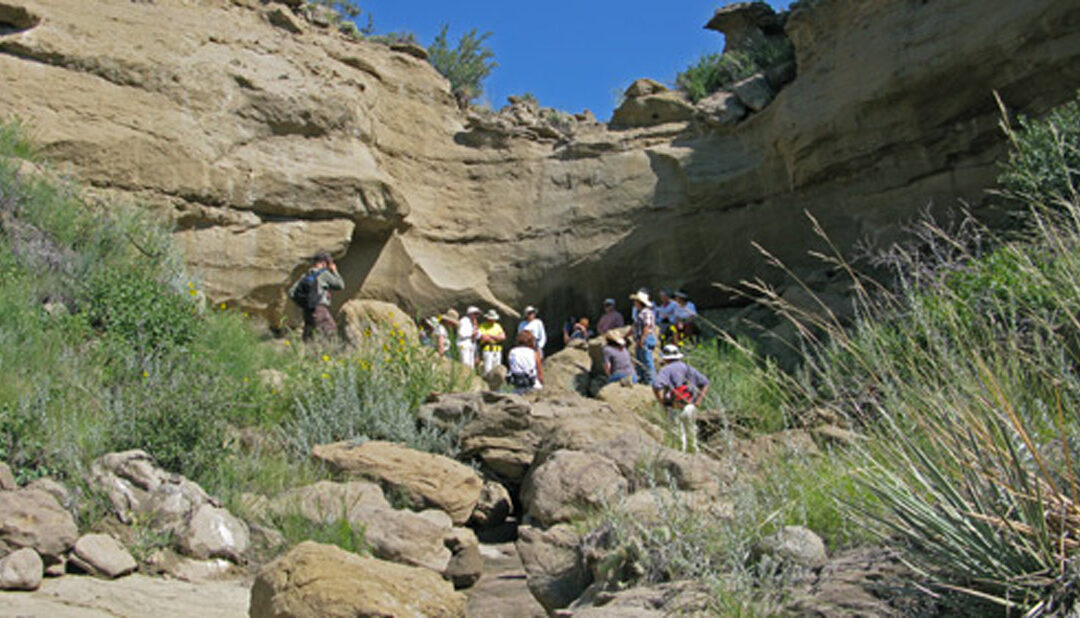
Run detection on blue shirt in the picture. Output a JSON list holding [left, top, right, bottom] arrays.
[[652, 361, 710, 394]]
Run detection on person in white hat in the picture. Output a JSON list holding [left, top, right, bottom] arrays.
[[630, 290, 657, 383], [517, 305, 547, 357], [652, 344, 710, 452], [436, 309, 460, 357], [478, 309, 506, 375], [458, 306, 481, 368]]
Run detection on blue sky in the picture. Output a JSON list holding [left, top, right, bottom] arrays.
[[357, 1, 794, 120]]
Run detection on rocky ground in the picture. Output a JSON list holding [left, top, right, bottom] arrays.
[[0, 575, 250, 617]]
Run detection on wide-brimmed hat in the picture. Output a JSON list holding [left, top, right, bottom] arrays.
[[661, 344, 684, 361], [425, 316, 439, 329], [523, 305, 538, 315], [604, 331, 626, 346], [484, 309, 500, 321], [629, 291, 652, 307], [466, 306, 481, 315], [440, 308, 460, 325]]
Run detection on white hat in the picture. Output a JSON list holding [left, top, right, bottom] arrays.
[[466, 306, 481, 315], [523, 305, 538, 315], [484, 309, 500, 321], [629, 291, 652, 307], [660, 344, 684, 361]]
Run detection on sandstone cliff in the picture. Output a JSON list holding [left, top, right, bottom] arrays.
[[1, 0, 1079, 326]]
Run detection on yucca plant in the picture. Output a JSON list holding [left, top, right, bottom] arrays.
[[719, 92, 1080, 613]]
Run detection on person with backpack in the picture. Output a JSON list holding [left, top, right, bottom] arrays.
[[507, 330, 543, 393], [652, 344, 710, 452], [288, 251, 345, 341]]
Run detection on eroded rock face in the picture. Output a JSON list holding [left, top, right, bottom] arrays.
[[0, 0, 1078, 328]]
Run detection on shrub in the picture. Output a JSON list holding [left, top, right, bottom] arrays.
[[427, 24, 496, 103], [736, 93, 1080, 613], [284, 330, 468, 458], [676, 39, 794, 103]]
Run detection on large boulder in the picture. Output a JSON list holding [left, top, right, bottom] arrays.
[[585, 432, 733, 494], [517, 524, 590, 613], [360, 506, 453, 574], [442, 526, 482, 590], [542, 346, 593, 396], [594, 382, 655, 417], [420, 392, 660, 484], [70, 533, 138, 579], [521, 450, 628, 527], [697, 90, 748, 127], [177, 505, 251, 563], [0, 488, 78, 565], [754, 525, 828, 569], [0, 547, 43, 591], [88, 450, 213, 532], [340, 299, 419, 345], [469, 480, 513, 529], [261, 480, 390, 523], [610, 91, 696, 128], [311, 440, 483, 526], [250, 541, 466, 618], [731, 73, 776, 112]]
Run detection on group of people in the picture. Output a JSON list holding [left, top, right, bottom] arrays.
[[421, 305, 548, 389], [289, 251, 708, 452], [421, 287, 708, 451]]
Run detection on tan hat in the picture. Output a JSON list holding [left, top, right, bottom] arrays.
[[440, 308, 460, 326], [604, 331, 626, 346], [484, 309, 500, 321], [466, 306, 481, 315], [629, 291, 652, 307]]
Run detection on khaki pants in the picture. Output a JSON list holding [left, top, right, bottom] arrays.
[[482, 348, 501, 375], [303, 305, 337, 341], [668, 403, 698, 453]]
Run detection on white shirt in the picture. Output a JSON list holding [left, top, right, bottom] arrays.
[[508, 346, 539, 377], [458, 317, 476, 342], [518, 318, 547, 350]]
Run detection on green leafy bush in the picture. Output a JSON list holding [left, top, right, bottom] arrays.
[[999, 92, 1080, 208], [676, 39, 794, 103], [83, 267, 199, 352], [427, 24, 496, 103]]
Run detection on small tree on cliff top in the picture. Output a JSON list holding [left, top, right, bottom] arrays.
[[428, 24, 497, 103]]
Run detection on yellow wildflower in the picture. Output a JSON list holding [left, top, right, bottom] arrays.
[[321, 372, 330, 380], [188, 289, 198, 297], [219, 302, 227, 310], [322, 354, 331, 362], [283, 340, 291, 347], [141, 371, 149, 379]]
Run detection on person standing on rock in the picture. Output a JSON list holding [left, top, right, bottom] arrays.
[[597, 298, 625, 335], [507, 330, 544, 393], [288, 251, 345, 341], [517, 305, 547, 357], [631, 291, 657, 384], [458, 306, 481, 369], [478, 309, 507, 375], [652, 344, 710, 453], [603, 331, 636, 384]]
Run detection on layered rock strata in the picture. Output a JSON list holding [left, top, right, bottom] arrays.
[[1, 0, 1079, 325]]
